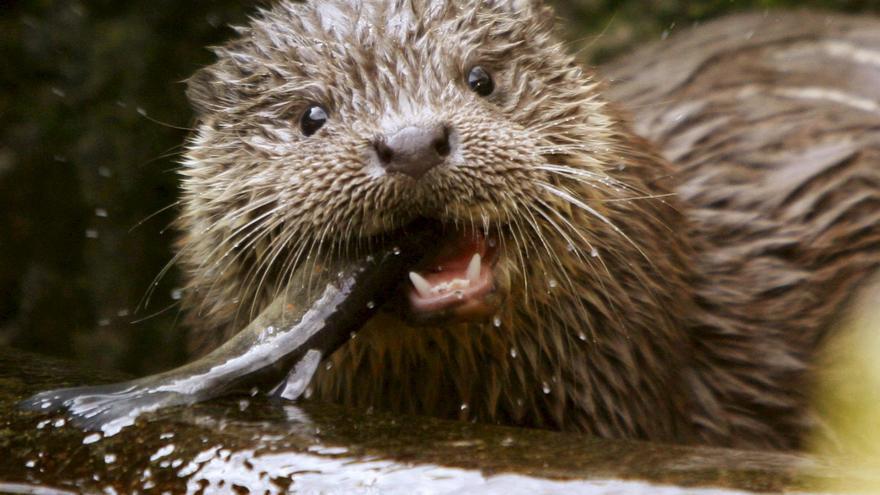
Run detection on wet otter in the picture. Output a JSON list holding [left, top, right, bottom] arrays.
[[176, 1, 880, 450]]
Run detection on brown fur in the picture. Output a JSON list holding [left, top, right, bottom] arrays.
[[176, 2, 880, 450]]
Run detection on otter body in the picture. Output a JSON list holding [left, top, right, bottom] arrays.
[[177, 1, 880, 450]]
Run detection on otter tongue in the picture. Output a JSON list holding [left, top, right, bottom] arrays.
[[406, 232, 495, 315]]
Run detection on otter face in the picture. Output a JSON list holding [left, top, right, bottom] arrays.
[[179, 0, 623, 327]]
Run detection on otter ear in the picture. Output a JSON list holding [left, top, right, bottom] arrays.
[[186, 66, 220, 117]]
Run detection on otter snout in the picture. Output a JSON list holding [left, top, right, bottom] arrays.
[[374, 124, 452, 179]]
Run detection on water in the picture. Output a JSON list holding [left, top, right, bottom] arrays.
[[3, 346, 842, 495]]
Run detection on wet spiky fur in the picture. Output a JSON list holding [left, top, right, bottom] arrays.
[[176, 1, 880, 450]]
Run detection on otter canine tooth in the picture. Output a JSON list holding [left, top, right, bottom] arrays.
[[467, 254, 481, 284], [409, 272, 433, 298]]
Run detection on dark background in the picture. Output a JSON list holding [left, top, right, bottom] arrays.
[[2, 0, 879, 375]]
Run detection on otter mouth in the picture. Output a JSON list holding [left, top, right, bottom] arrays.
[[402, 225, 500, 324]]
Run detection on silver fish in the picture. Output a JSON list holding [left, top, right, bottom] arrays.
[[20, 223, 437, 435]]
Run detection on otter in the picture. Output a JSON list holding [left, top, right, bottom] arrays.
[[175, 1, 880, 450]]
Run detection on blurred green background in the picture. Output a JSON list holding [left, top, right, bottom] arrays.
[[2, 0, 879, 375]]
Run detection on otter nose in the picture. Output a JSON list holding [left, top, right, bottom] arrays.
[[374, 125, 451, 179]]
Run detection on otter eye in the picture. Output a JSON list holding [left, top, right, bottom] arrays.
[[300, 104, 328, 137], [467, 66, 494, 97]]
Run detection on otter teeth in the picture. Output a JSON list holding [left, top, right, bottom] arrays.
[[409, 253, 482, 299], [467, 254, 482, 284], [409, 272, 434, 298]]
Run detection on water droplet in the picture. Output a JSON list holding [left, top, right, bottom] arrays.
[[392, 246, 401, 256], [542, 382, 551, 394], [98, 319, 111, 327], [567, 243, 576, 253], [493, 316, 502, 328], [578, 333, 588, 342], [350, 332, 358, 340], [509, 347, 517, 359], [53, 419, 65, 428], [548, 279, 558, 289], [51, 87, 66, 98], [460, 403, 469, 411], [137, 107, 148, 117], [516, 398, 524, 407], [590, 247, 599, 258], [83, 433, 102, 445], [501, 436, 515, 447], [206, 13, 221, 28], [455, 290, 464, 300], [95, 208, 108, 218], [324, 362, 333, 371], [366, 301, 376, 309], [366, 255, 375, 263], [85, 229, 99, 239], [25, 460, 36, 468], [170, 288, 184, 301], [104, 454, 117, 464]]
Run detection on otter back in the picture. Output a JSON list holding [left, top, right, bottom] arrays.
[[605, 11, 880, 447]]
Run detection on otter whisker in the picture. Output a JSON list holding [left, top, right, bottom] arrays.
[[129, 200, 183, 233], [598, 193, 678, 203], [199, 218, 286, 319], [518, 202, 570, 302], [537, 164, 644, 194], [507, 210, 535, 300], [538, 182, 652, 264], [188, 200, 287, 278], [244, 217, 309, 322], [533, 196, 617, 284], [546, 166, 680, 237], [139, 250, 187, 312], [529, 114, 587, 133], [269, 224, 310, 305], [531, 197, 623, 341], [524, 204, 586, 300], [142, 193, 277, 309]]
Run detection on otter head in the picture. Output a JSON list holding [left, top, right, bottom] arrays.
[[179, 0, 693, 432]]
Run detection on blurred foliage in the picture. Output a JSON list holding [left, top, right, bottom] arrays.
[[811, 277, 880, 491], [1, 0, 878, 374]]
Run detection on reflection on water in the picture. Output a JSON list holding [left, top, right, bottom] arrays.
[[0, 483, 76, 495], [3, 346, 851, 494], [183, 449, 759, 495]]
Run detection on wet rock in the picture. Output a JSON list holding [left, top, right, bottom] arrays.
[[0, 347, 870, 494]]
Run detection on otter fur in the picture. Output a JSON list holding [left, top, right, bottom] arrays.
[[176, 1, 880, 450]]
